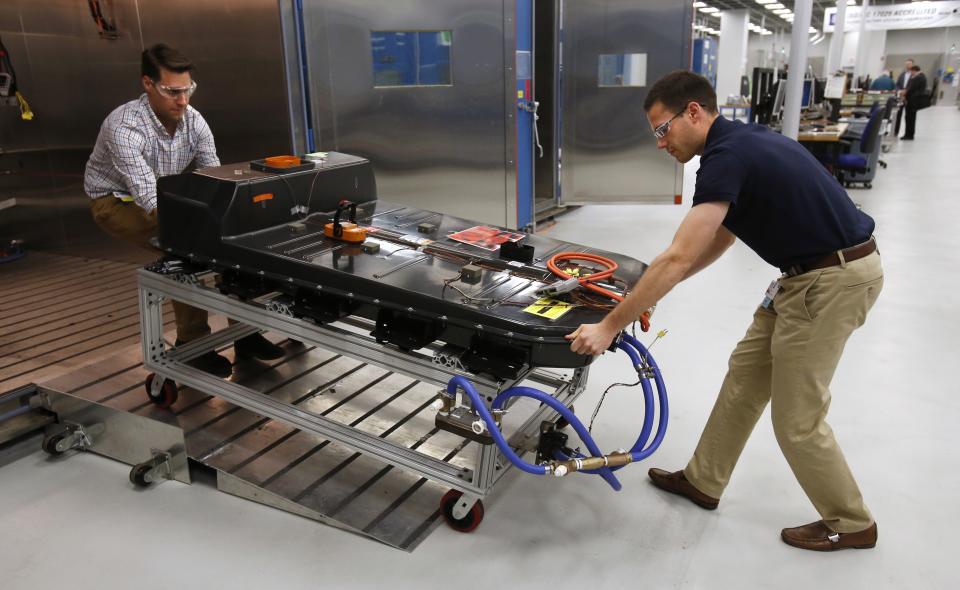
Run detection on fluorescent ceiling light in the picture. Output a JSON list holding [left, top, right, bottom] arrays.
[[755, 0, 776, 5], [765, 3, 785, 9], [699, 7, 719, 13], [760, 30, 773, 35], [773, 8, 791, 14], [693, 2, 707, 7]]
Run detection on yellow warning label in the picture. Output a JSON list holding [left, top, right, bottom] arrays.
[[523, 298, 575, 320]]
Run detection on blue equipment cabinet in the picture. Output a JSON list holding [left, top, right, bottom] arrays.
[[515, 0, 534, 229], [693, 38, 717, 88]]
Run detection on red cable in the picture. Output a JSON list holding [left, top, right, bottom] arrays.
[[547, 252, 650, 331], [548, 252, 621, 301]]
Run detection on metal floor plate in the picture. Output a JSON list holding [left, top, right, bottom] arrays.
[[0, 252, 174, 391], [3, 251, 546, 551], [39, 340, 480, 551]]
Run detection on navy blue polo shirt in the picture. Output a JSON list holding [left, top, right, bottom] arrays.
[[693, 116, 875, 271]]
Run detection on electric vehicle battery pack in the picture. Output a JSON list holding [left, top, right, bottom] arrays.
[[156, 153, 648, 377]]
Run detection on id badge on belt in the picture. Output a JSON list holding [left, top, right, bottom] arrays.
[[761, 278, 780, 309]]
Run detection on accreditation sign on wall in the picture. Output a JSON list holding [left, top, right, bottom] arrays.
[[824, 1, 960, 32]]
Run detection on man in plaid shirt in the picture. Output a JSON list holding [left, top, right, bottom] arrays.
[[85, 43, 283, 376]]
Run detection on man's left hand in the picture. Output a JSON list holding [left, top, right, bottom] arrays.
[[566, 323, 618, 356]]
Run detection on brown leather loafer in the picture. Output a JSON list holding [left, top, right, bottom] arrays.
[[781, 520, 878, 551], [648, 468, 719, 510]]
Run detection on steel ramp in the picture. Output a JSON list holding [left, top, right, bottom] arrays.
[[37, 340, 487, 551]]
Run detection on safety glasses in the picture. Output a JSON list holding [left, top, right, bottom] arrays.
[[154, 80, 197, 100], [652, 102, 706, 139], [653, 110, 684, 139]]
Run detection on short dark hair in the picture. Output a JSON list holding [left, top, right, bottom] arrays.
[[643, 70, 718, 114], [141, 43, 193, 81], [910, 65, 921, 72]]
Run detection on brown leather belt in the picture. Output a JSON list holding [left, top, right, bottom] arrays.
[[784, 237, 878, 277]]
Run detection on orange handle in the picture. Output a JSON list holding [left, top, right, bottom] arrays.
[[264, 155, 301, 168]]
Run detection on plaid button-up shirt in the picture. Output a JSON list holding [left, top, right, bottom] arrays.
[[84, 94, 220, 212]]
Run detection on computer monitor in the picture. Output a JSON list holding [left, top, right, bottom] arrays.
[[801, 79, 813, 109], [814, 78, 826, 104], [750, 67, 775, 124]]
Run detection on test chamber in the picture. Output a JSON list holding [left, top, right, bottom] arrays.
[[279, 0, 693, 230]]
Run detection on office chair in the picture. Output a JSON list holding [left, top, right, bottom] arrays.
[[833, 107, 884, 189], [878, 96, 898, 155]]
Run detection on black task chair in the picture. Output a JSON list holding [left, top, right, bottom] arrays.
[[853, 100, 880, 119], [833, 106, 884, 188]]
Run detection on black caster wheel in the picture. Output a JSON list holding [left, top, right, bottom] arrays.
[[144, 373, 178, 409], [41, 433, 66, 456], [865, 182, 872, 189], [555, 405, 575, 430], [440, 490, 484, 533], [129, 463, 154, 487]]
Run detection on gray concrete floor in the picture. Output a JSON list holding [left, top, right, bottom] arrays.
[[1, 107, 957, 589]]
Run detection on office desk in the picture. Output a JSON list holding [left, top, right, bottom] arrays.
[[797, 123, 848, 142]]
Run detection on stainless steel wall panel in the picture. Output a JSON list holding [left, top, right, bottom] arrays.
[[16, 0, 116, 37], [301, 0, 514, 226], [14, 37, 143, 149], [560, 0, 692, 204], [278, 0, 308, 155], [0, 0, 292, 256], [0, 32, 39, 154]]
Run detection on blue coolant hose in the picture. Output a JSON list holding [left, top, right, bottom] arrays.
[[443, 332, 668, 491]]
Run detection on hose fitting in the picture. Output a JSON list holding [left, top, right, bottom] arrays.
[[549, 451, 633, 476]]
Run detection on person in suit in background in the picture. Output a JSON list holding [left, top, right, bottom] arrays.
[[901, 65, 927, 140], [894, 58, 914, 136]]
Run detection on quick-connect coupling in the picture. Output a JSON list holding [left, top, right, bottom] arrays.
[[433, 390, 456, 413], [548, 451, 633, 477]]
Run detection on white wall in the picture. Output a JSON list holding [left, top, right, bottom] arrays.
[[717, 10, 750, 101], [885, 27, 960, 55], [843, 30, 887, 78]]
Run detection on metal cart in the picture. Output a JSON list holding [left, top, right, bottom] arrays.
[[138, 266, 589, 531]]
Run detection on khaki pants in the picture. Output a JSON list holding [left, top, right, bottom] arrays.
[[685, 251, 883, 533], [89, 196, 211, 342]]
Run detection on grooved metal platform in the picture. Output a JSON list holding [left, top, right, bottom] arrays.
[[37, 339, 481, 550], [0, 252, 172, 391], [2, 249, 587, 550], [2, 251, 572, 550]]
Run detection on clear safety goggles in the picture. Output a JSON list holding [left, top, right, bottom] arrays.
[[653, 110, 684, 139], [155, 80, 197, 100], [652, 102, 706, 139]]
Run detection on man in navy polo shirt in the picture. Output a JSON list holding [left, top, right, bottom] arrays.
[[566, 70, 883, 551]]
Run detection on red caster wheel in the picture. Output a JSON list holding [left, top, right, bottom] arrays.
[[144, 373, 178, 409], [440, 490, 484, 533]]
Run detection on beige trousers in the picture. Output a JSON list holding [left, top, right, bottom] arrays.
[[89, 196, 211, 342], [685, 250, 883, 533]]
